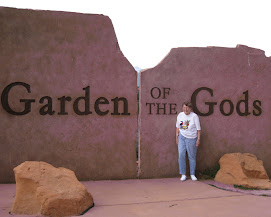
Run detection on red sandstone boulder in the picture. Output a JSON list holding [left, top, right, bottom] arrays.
[[11, 161, 93, 217], [215, 153, 271, 189]]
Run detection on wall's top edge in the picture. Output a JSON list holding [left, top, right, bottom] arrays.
[[0, 6, 108, 18], [140, 44, 269, 74]]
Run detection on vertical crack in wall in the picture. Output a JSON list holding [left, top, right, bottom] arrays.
[[136, 70, 141, 178]]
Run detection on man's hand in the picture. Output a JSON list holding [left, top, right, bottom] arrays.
[[176, 136, 178, 145], [196, 139, 200, 147]]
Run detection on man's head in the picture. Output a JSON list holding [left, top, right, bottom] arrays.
[[182, 101, 192, 115]]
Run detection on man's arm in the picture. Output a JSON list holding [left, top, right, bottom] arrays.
[[176, 127, 179, 145], [196, 130, 201, 146]]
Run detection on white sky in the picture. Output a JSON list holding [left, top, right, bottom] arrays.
[[1, 0, 271, 69]]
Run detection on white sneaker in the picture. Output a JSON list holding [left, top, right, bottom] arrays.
[[180, 175, 186, 181], [191, 175, 198, 181]]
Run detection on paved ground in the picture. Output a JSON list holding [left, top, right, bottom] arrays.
[[1, 178, 271, 217]]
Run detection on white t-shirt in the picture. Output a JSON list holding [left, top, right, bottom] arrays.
[[176, 112, 201, 139]]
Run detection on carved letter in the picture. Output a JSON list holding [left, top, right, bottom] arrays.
[[111, 97, 130, 115], [150, 87, 161, 99], [156, 103, 167, 115], [236, 90, 250, 116], [58, 96, 72, 115], [95, 97, 109, 116], [146, 103, 155, 114], [39, 96, 55, 115], [162, 88, 170, 99], [253, 100, 262, 116], [220, 100, 234, 116], [1, 82, 35, 115], [169, 103, 177, 115], [191, 87, 217, 116], [73, 86, 92, 115]]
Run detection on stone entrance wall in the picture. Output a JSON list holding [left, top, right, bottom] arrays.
[[139, 45, 271, 178], [1, 7, 271, 183], [0, 7, 137, 182]]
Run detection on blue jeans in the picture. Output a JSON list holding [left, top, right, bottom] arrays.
[[178, 133, 198, 175]]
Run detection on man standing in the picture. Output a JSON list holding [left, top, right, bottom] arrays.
[[176, 101, 201, 181]]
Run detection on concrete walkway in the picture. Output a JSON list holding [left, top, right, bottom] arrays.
[[1, 178, 271, 217]]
